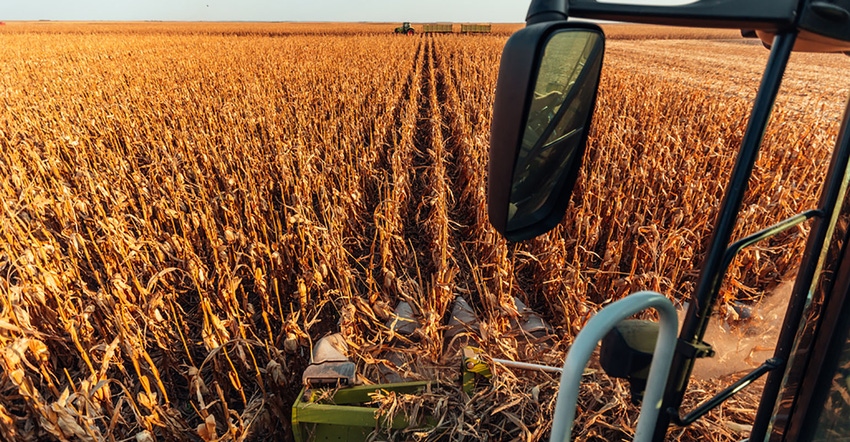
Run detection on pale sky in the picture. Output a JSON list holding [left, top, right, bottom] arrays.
[[4, 0, 695, 22], [4, 0, 526, 22]]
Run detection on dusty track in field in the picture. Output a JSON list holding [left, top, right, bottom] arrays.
[[387, 35, 475, 325], [405, 38, 435, 274], [432, 42, 464, 241]]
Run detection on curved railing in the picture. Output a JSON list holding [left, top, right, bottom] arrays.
[[549, 291, 678, 442]]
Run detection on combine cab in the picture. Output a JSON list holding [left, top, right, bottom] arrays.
[[393, 22, 415, 35]]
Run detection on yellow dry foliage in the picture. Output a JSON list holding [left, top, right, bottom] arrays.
[[0, 22, 847, 441]]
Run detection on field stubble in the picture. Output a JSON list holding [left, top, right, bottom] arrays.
[[0, 22, 848, 441]]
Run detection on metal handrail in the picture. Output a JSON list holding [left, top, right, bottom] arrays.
[[550, 291, 678, 442]]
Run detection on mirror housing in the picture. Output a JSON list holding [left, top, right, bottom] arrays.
[[488, 22, 604, 242]]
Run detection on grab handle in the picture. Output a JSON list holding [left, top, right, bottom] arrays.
[[550, 291, 678, 442]]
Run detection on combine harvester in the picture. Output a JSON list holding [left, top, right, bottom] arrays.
[[305, 0, 850, 440]]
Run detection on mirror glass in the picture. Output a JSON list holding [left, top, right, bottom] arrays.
[[506, 29, 603, 233]]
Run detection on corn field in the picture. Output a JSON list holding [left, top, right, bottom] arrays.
[[0, 22, 848, 441]]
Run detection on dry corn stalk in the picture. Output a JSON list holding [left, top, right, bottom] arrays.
[[0, 21, 846, 441]]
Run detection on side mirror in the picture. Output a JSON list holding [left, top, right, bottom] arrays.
[[488, 22, 604, 242]]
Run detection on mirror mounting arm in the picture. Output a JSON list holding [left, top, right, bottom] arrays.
[[526, 0, 569, 25]]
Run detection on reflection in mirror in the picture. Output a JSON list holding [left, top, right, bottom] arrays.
[[507, 29, 603, 233]]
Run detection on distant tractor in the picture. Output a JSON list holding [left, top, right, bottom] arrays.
[[394, 22, 415, 35], [394, 22, 491, 35]]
